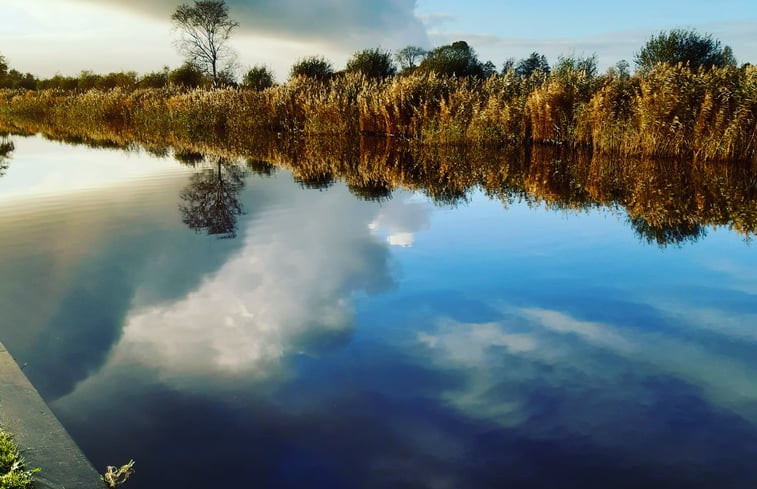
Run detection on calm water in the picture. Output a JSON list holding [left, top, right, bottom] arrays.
[[1, 134, 757, 488]]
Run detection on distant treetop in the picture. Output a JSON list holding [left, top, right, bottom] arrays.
[[416, 40, 486, 78], [634, 28, 737, 74], [242, 65, 275, 90], [290, 56, 334, 81], [508, 52, 550, 78], [171, 0, 239, 87], [345, 49, 397, 79], [394, 46, 427, 73]]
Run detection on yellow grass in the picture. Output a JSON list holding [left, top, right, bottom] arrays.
[[1, 64, 756, 160]]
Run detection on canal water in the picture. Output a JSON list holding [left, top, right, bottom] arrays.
[[1, 134, 756, 488]]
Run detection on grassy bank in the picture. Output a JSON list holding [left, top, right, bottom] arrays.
[[1, 63, 756, 161], [0, 430, 38, 489]]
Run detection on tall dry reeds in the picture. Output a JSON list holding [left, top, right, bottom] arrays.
[[1, 65, 757, 160]]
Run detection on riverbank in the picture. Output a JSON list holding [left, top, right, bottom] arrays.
[[1, 63, 756, 161], [0, 341, 101, 489]]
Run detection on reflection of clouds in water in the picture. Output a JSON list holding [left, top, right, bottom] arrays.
[[702, 258, 757, 294], [0, 167, 243, 400], [419, 306, 757, 435], [369, 192, 431, 248], [645, 294, 757, 343], [102, 185, 432, 384], [418, 320, 536, 426], [520, 307, 635, 352], [387, 232, 415, 247], [678, 307, 757, 341], [418, 320, 537, 362], [0, 136, 187, 201]]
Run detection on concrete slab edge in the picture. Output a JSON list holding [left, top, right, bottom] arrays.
[[0, 340, 102, 489]]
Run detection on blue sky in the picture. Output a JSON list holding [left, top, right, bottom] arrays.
[[2, 0, 756, 80], [417, 0, 757, 71], [418, 0, 757, 39]]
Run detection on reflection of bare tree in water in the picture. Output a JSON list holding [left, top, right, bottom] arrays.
[[179, 157, 246, 239], [0, 137, 14, 177]]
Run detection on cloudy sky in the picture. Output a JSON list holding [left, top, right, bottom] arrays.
[[2, 0, 757, 81]]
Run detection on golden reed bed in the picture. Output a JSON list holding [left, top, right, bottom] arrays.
[[1, 63, 756, 161]]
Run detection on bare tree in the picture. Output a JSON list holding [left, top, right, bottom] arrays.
[[179, 157, 246, 239], [171, 0, 239, 87], [394, 46, 427, 72]]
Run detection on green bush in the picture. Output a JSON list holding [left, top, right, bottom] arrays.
[[345, 48, 396, 79], [635, 28, 737, 74], [169, 63, 208, 88], [242, 65, 275, 90], [290, 56, 334, 81], [96, 71, 138, 90], [139, 68, 170, 89], [512, 52, 550, 78], [416, 41, 485, 78]]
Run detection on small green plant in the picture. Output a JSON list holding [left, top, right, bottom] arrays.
[[102, 459, 135, 488], [0, 430, 39, 489]]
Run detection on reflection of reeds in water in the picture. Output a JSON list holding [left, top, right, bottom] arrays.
[[2, 65, 755, 160], [3, 117, 755, 247]]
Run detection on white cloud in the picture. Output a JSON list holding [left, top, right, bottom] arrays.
[[417, 319, 540, 426], [68, 183, 432, 391], [418, 12, 456, 31], [417, 304, 757, 436], [73, 0, 429, 66], [387, 232, 415, 247], [3, 0, 428, 78], [116, 194, 381, 381], [519, 307, 635, 352], [369, 192, 431, 248], [0, 136, 186, 202]]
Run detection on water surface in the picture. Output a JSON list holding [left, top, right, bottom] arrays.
[[1, 134, 757, 488]]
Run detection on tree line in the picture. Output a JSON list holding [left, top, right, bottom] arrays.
[[1, 1, 754, 162], [0, 0, 746, 91]]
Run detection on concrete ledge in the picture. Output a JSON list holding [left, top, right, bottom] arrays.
[[0, 341, 102, 489]]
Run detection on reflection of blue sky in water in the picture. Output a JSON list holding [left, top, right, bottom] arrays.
[[2, 136, 757, 488]]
